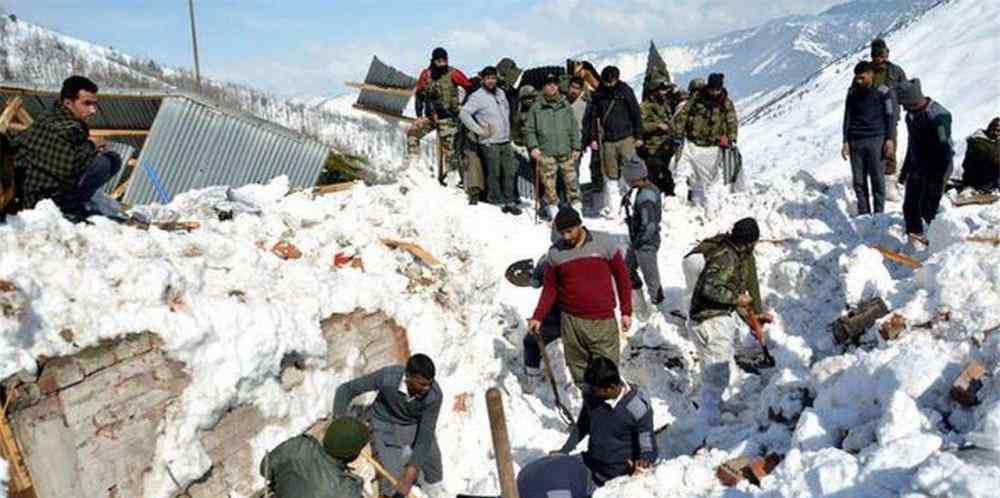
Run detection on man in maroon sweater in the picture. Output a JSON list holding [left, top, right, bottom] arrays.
[[529, 206, 633, 389]]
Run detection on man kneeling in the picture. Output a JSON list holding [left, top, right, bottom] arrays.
[[553, 357, 657, 487], [14, 76, 121, 219], [260, 417, 370, 498]]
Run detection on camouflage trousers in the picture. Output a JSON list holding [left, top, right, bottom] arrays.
[[539, 154, 581, 206], [407, 118, 460, 172]]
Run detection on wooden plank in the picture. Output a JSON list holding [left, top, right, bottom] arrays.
[[14, 107, 32, 127], [954, 193, 999, 207], [967, 236, 1000, 246], [381, 238, 444, 270], [351, 104, 416, 124], [0, 97, 23, 133], [313, 181, 357, 196], [874, 245, 922, 269], [1, 390, 34, 493], [346, 81, 415, 98], [89, 129, 150, 137]]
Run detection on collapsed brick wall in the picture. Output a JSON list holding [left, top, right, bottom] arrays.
[[1, 309, 409, 498]]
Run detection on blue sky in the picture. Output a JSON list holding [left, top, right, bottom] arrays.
[[4, 1, 842, 96]]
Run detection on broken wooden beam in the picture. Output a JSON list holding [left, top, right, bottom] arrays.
[[717, 454, 782, 487], [89, 129, 150, 138], [313, 181, 358, 196], [874, 245, 922, 269], [879, 314, 907, 341], [951, 360, 987, 407], [345, 81, 415, 97], [381, 238, 444, 270], [830, 297, 890, 344], [0, 97, 23, 133], [953, 193, 999, 207], [0, 388, 34, 494]]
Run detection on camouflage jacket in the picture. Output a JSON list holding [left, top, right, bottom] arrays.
[[12, 102, 97, 208], [674, 90, 738, 148], [640, 98, 676, 151], [688, 235, 762, 323], [260, 435, 364, 498]]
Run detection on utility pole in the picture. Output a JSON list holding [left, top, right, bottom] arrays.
[[188, 0, 202, 91]]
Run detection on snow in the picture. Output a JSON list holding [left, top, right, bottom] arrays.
[[0, 458, 7, 498]]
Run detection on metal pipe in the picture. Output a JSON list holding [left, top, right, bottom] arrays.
[[485, 388, 520, 498], [188, 0, 202, 91]]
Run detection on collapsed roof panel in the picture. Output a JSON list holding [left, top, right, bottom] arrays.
[[356, 56, 416, 117]]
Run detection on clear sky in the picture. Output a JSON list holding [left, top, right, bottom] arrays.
[[3, 1, 843, 97]]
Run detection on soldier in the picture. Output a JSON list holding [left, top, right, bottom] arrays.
[[259, 417, 370, 498], [687, 218, 774, 426], [960, 117, 1000, 192], [332, 354, 448, 498], [674, 73, 739, 209], [621, 155, 664, 306], [670, 78, 705, 202], [525, 73, 583, 216], [640, 79, 679, 196], [407, 47, 473, 184], [529, 206, 632, 389], [553, 357, 657, 486], [897, 79, 954, 245], [460, 66, 521, 214], [841, 61, 897, 215], [871, 38, 908, 201], [13, 75, 122, 220], [582, 66, 643, 218]]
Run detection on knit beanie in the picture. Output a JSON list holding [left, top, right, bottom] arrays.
[[896, 78, 925, 108], [601, 66, 620, 83], [554, 206, 582, 231], [323, 417, 370, 461], [431, 47, 448, 62], [707, 73, 725, 90], [730, 217, 760, 246], [623, 154, 649, 182], [871, 38, 889, 57], [688, 78, 706, 94]]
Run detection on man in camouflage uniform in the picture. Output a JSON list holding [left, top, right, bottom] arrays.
[[260, 417, 369, 498], [686, 218, 773, 426], [640, 79, 681, 196], [407, 47, 473, 183], [13, 75, 122, 218], [525, 74, 582, 216], [871, 38, 908, 201], [674, 73, 739, 208]]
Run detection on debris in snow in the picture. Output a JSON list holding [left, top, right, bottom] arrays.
[[830, 297, 890, 344], [271, 240, 303, 260], [950, 361, 987, 407]]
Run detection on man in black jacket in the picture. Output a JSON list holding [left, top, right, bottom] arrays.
[[582, 66, 642, 218], [897, 79, 953, 243], [841, 61, 897, 215]]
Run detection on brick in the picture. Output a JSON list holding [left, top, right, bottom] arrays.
[[717, 457, 750, 486], [36, 357, 84, 394], [879, 314, 907, 341], [951, 361, 987, 407], [272, 240, 302, 260], [74, 342, 117, 376], [113, 333, 155, 362]]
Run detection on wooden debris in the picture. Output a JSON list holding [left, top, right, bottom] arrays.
[[953, 193, 999, 207], [879, 314, 907, 341], [334, 252, 364, 271], [313, 181, 358, 196], [951, 360, 987, 407], [0, 388, 34, 494], [966, 236, 1000, 246], [381, 238, 444, 270], [452, 392, 472, 414], [874, 245, 923, 269], [272, 241, 303, 260], [831, 297, 890, 344], [0, 280, 15, 293], [717, 454, 783, 487]]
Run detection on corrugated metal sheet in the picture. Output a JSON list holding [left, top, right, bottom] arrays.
[[102, 141, 137, 195], [125, 96, 328, 205], [357, 56, 416, 117]]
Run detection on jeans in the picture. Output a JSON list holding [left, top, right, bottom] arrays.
[[51, 151, 122, 215], [482, 142, 517, 205], [849, 136, 886, 214], [903, 171, 948, 235]]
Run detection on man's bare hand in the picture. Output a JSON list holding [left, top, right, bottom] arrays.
[[883, 139, 895, 159], [89, 135, 106, 149], [841, 143, 850, 161], [628, 459, 652, 475], [736, 291, 753, 308], [621, 315, 633, 333], [571, 150, 581, 162], [590, 141, 599, 151], [759, 312, 775, 324], [530, 149, 543, 161], [396, 464, 419, 496], [528, 319, 542, 335]]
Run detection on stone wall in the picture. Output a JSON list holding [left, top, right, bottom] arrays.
[[1, 309, 409, 498]]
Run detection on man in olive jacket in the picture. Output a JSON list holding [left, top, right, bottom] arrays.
[[526, 73, 582, 218], [687, 218, 773, 426], [260, 417, 370, 498], [674, 73, 739, 208], [960, 117, 999, 192]]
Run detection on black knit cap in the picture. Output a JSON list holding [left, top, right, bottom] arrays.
[[854, 61, 874, 75], [871, 38, 888, 56], [554, 206, 582, 231], [543, 72, 560, 86], [707, 73, 725, 90], [730, 217, 760, 245], [601, 65, 620, 82], [431, 47, 448, 62]]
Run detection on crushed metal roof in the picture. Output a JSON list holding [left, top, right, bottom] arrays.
[[356, 56, 415, 117]]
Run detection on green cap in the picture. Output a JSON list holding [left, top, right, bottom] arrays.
[[323, 417, 370, 460]]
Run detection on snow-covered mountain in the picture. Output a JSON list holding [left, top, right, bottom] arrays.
[[580, 0, 938, 110]]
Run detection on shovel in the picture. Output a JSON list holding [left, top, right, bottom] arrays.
[[534, 333, 576, 426]]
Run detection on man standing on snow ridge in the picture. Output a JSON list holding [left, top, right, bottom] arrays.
[[582, 66, 643, 218], [871, 38, 908, 201], [407, 47, 473, 184], [460, 66, 522, 215], [686, 217, 773, 426], [841, 60, 898, 216], [553, 357, 657, 487], [529, 206, 632, 389], [674, 73, 739, 209], [525, 73, 583, 218], [897, 79, 954, 245], [332, 354, 448, 498], [259, 417, 369, 498]]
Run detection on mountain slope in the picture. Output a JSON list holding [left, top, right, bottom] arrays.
[[580, 0, 936, 109], [741, 0, 997, 182]]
